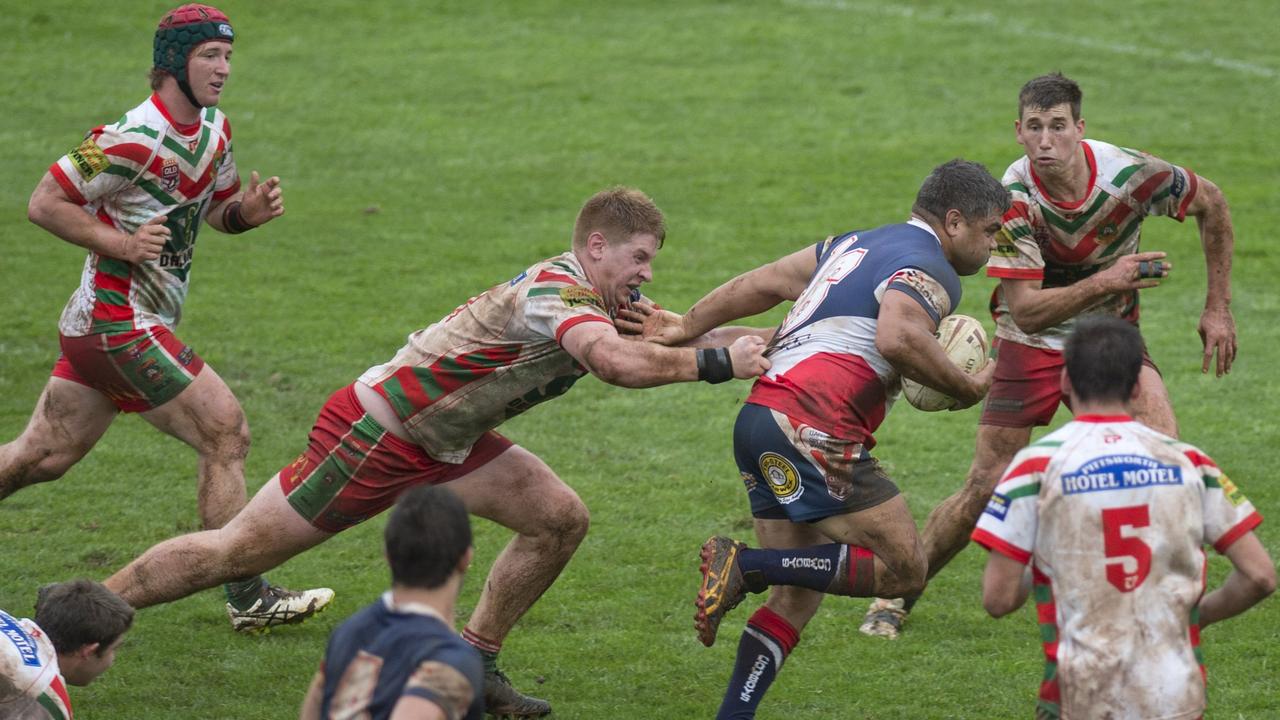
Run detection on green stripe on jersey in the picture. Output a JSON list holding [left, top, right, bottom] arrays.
[[95, 288, 127, 306], [160, 125, 211, 165], [1109, 164, 1143, 188], [1008, 181, 1030, 194], [550, 261, 578, 275], [123, 124, 160, 139], [527, 287, 561, 297], [379, 376, 421, 419], [37, 692, 69, 720], [1005, 482, 1041, 501], [1038, 191, 1110, 234], [1028, 439, 1063, 449]]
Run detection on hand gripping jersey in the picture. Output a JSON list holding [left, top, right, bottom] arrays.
[[358, 252, 613, 463], [0, 612, 72, 719], [746, 218, 961, 448], [50, 93, 241, 336], [319, 594, 483, 720], [972, 416, 1262, 720], [988, 139, 1198, 350]]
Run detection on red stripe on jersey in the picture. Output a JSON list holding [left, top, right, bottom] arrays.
[[1054, 201, 1136, 263], [95, 207, 117, 228], [1003, 200, 1031, 223], [971, 528, 1032, 565], [987, 267, 1044, 280], [1005, 455, 1050, 481], [390, 365, 435, 409], [554, 314, 610, 345], [535, 269, 579, 285], [1183, 449, 1217, 469], [1213, 511, 1262, 553], [49, 163, 89, 205], [103, 141, 156, 167], [1130, 169, 1172, 204], [212, 179, 241, 202], [424, 346, 524, 399], [1176, 171, 1199, 221], [48, 674, 72, 716], [1031, 565, 1061, 706]]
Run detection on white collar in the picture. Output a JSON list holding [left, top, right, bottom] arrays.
[[381, 591, 447, 623], [907, 216, 942, 246]]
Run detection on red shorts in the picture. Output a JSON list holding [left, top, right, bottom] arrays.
[[980, 338, 1158, 428], [52, 327, 205, 413], [279, 384, 514, 533]]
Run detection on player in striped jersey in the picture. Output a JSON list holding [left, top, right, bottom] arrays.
[[0, 4, 333, 633], [864, 72, 1241, 639], [1, 580, 134, 720], [974, 318, 1274, 719], [628, 160, 1008, 718], [103, 187, 771, 717]]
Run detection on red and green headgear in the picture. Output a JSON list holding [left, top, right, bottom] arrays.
[[153, 4, 234, 108]]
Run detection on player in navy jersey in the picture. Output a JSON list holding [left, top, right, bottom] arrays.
[[627, 159, 1010, 718], [300, 485, 483, 720]]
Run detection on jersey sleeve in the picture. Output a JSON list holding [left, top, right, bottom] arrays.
[[1183, 447, 1263, 553], [885, 265, 957, 326], [971, 449, 1047, 564], [402, 643, 484, 720], [522, 266, 612, 344], [987, 164, 1046, 282], [50, 124, 141, 207], [1125, 149, 1199, 222], [210, 111, 240, 202]]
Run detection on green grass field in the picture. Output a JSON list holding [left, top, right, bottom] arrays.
[[3, 1, 1278, 717]]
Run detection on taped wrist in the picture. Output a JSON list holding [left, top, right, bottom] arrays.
[[222, 201, 255, 234], [697, 347, 734, 384]]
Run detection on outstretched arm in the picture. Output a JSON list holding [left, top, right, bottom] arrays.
[[1184, 177, 1236, 376], [560, 321, 769, 388], [206, 170, 285, 234], [1000, 250, 1171, 335]]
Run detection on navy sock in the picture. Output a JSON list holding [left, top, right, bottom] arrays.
[[716, 606, 800, 720], [738, 544, 876, 596]]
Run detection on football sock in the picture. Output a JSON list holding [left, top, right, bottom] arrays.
[[462, 626, 502, 674], [738, 544, 876, 596], [224, 576, 267, 611], [901, 592, 921, 613], [715, 606, 800, 720]]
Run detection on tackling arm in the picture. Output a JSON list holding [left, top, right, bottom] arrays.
[[1184, 177, 1236, 376], [673, 246, 817, 342], [875, 290, 992, 408], [1198, 532, 1276, 627], [1000, 248, 1170, 335], [560, 321, 769, 388]]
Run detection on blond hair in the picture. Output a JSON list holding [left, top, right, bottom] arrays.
[[572, 187, 666, 249]]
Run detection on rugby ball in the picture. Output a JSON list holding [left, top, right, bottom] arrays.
[[901, 314, 988, 412]]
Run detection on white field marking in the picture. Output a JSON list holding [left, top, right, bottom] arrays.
[[784, 0, 1277, 79]]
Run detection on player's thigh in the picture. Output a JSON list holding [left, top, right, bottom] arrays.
[[814, 494, 923, 573], [220, 473, 333, 569], [12, 376, 117, 462], [141, 363, 249, 453], [968, 423, 1035, 492], [446, 444, 586, 537], [1131, 365, 1176, 436]]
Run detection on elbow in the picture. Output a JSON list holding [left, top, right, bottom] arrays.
[[875, 334, 908, 366], [28, 197, 51, 229], [983, 596, 1014, 618], [1250, 564, 1278, 600], [1007, 307, 1049, 335]]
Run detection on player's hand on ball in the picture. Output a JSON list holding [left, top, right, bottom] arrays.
[[120, 214, 169, 263], [728, 334, 771, 379], [952, 358, 995, 410]]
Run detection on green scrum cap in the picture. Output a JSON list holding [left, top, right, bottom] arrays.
[[153, 4, 234, 108]]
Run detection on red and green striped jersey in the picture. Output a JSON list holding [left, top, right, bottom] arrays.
[[987, 140, 1198, 350], [50, 93, 241, 336], [972, 416, 1262, 719], [358, 252, 613, 463], [1, 612, 72, 718]]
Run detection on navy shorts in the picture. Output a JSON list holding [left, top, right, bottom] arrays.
[[733, 403, 900, 523]]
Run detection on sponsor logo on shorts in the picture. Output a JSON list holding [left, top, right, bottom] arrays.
[[69, 136, 110, 181], [985, 397, 1024, 414], [1219, 474, 1248, 507], [983, 492, 1010, 521], [0, 612, 41, 667], [161, 158, 180, 192], [1060, 454, 1182, 495], [559, 285, 605, 310], [177, 346, 194, 366], [759, 452, 802, 504], [139, 357, 166, 385]]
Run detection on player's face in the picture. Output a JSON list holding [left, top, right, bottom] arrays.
[[187, 41, 233, 107], [944, 211, 1002, 275], [598, 232, 659, 309], [66, 636, 125, 686], [1016, 103, 1084, 173]]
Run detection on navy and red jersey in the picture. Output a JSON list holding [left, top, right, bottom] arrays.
[[747, 218, 961, 448]]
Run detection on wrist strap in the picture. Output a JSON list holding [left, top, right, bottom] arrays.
[[697, 347, 734, 384], [222, 201, 255, 234]]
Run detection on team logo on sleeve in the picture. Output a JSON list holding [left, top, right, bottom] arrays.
[[69, 136, 110, 181], [1219, 474, 1249, 507], [983, 492, 1010, 521], [559, 285, 605, 310], [759, 452, 802, 504]]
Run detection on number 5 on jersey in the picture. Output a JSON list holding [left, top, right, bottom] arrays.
[[1102, 505, 1152, 592]]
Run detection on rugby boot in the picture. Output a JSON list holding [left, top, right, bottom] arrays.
[[227, 584, 335, 634], [858, 597, 908, 639], [694, 535, 758, 647], [483, 668, 552, 718]]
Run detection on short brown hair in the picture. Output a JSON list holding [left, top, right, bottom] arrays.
[[572, 187, 666, 249], [35, 580, 134, 657], [1018, 72, 1083, 121]]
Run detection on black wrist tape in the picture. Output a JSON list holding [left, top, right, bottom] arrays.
[[697, 347, 734, 384], [223, 201, 254, 234]]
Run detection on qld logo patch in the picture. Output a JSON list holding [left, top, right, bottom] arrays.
[[759, 452, 802, 504], [161, 158, 180, 192], [69, 136, 110, 181]]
